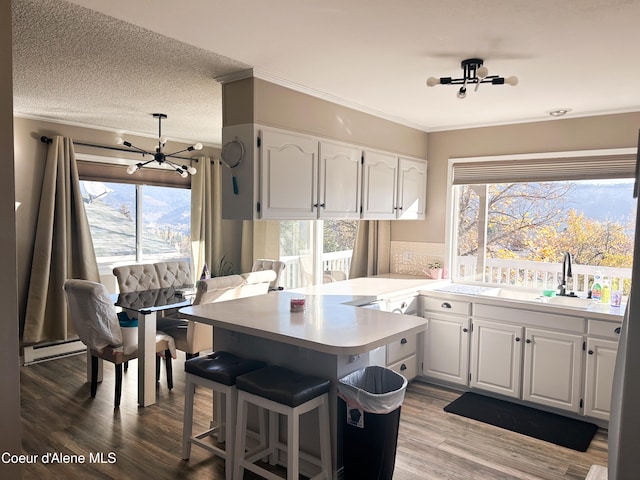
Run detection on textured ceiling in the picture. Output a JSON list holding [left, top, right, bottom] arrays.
[[12, 0, 249, 145], [12, 0, 640, 147]]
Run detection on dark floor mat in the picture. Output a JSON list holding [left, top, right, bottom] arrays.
[[444, 392, 598, 451]]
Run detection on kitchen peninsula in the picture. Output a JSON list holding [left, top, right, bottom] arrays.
[[179, 289, 427, 478]]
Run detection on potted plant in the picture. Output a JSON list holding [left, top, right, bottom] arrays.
[[428, 261, 443, 279]]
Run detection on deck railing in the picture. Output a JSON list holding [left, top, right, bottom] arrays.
[[278, 251, 631, 294], [280, 250, 353, 289], [456, 256, 631, 294]]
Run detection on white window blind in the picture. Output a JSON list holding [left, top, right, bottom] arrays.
[[452, 151, 637, 185]]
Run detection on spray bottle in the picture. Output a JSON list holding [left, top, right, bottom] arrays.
[[591, 272, 603, 302]]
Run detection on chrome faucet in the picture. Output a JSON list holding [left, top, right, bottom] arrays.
[[558, 252, 576, 297]]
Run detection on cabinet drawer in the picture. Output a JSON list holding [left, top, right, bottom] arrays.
[[423, 297, 471, 316], [387, 334, 417, 365], [588, 319, 622, 340], [388, 354, 416, 380]]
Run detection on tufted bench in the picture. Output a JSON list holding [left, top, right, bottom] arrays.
[[112, 261, 192, 293]]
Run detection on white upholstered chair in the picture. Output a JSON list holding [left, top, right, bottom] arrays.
[[160, 271, 277, 359], [155, 261, 192, 289], [112, 263, 160, 292], [323, 270, 348, 283], [252, 259, 286, 290], [112, 261, 191, 371], [63, 279, 175, 407]]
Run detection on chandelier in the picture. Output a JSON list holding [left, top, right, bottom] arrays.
[[116, 113, 202, 177], [426, 58, 518, 99]]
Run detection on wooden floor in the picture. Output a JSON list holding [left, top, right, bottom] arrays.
[[19, 352, 608, 479]]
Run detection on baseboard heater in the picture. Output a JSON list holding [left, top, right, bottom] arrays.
[[23, 339, 86, 365]]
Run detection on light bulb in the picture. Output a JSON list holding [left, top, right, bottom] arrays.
[[115, 137, 124, 145], [179, 169, 188, 178], [477, 66, 488, 79], [457, 87, 467, 99], [426, 77, 440, 87], [505, 76, 518, 86], [187, 166, 197, 175], [126, 164, 137, 175], [159, 136, 168, 145], [192, 143, 203, 150]]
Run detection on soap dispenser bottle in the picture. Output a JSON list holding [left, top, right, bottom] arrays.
[[602, 277, 611, 304]]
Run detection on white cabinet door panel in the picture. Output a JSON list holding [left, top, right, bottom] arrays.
[[397, 157, 427, 220], [260, 130, 317, 219], [361, 150, 397, 219], [319, 141, 361, 218], [522, 328, 583, 413], [584, 337, 618, 420], [470, 320, 523, 398], [423, 314, 470, 386]]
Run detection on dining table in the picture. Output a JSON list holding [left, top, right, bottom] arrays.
[[112, 286, 194, 407]]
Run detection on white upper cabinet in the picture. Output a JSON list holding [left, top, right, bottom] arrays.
[[259, 129, 318, 219], [318, 141, 362, 219], [220, 124, 427, 220], [361, 149, 398, 219], [397, 157, 427, 220], [362, 150, 427, 220]]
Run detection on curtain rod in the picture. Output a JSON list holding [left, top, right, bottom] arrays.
[[39, 136, 197, 162]]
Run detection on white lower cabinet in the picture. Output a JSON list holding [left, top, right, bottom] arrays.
[[470, 319, 523, 398], [470, 320, 583, 413], [584, 337, 618, 420], [522, 328, 583, 413], [423, 312, 470, 386], [385, 332, 418, 380], [421, 294, 621, 420]]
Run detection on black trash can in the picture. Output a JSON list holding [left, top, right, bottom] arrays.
[[338, 366, 408, 480]]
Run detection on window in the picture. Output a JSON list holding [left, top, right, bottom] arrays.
[[279, 220, 358, 289], [80, 180, 191, 271], [450, 150, 636, 294]]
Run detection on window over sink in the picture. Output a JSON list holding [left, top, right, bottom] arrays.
[[449, 150, 636, 295]]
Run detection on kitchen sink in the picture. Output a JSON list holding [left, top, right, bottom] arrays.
[[479, 287, 542, 302], [540, 296, 596, 308]]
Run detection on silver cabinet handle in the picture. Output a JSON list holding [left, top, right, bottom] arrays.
[[441, 302, 452, 309]]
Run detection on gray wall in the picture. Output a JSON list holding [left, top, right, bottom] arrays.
[[393, 112, 640, 243]]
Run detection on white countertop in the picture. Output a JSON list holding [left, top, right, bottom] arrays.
[[180, 290, 427, 356], [419, 284, 626, 322], [291, 273, 443, 300]]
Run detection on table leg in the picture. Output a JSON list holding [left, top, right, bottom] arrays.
[[137, 310, 157, 407]]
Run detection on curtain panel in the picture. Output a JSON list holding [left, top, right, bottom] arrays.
[[23, 137, 100, 344], [348, 220, 391, 279], [191, 156, 223, 278]]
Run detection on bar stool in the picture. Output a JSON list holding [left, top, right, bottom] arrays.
[[182, 351, 265, 480], [233, 365, 332, 480]]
